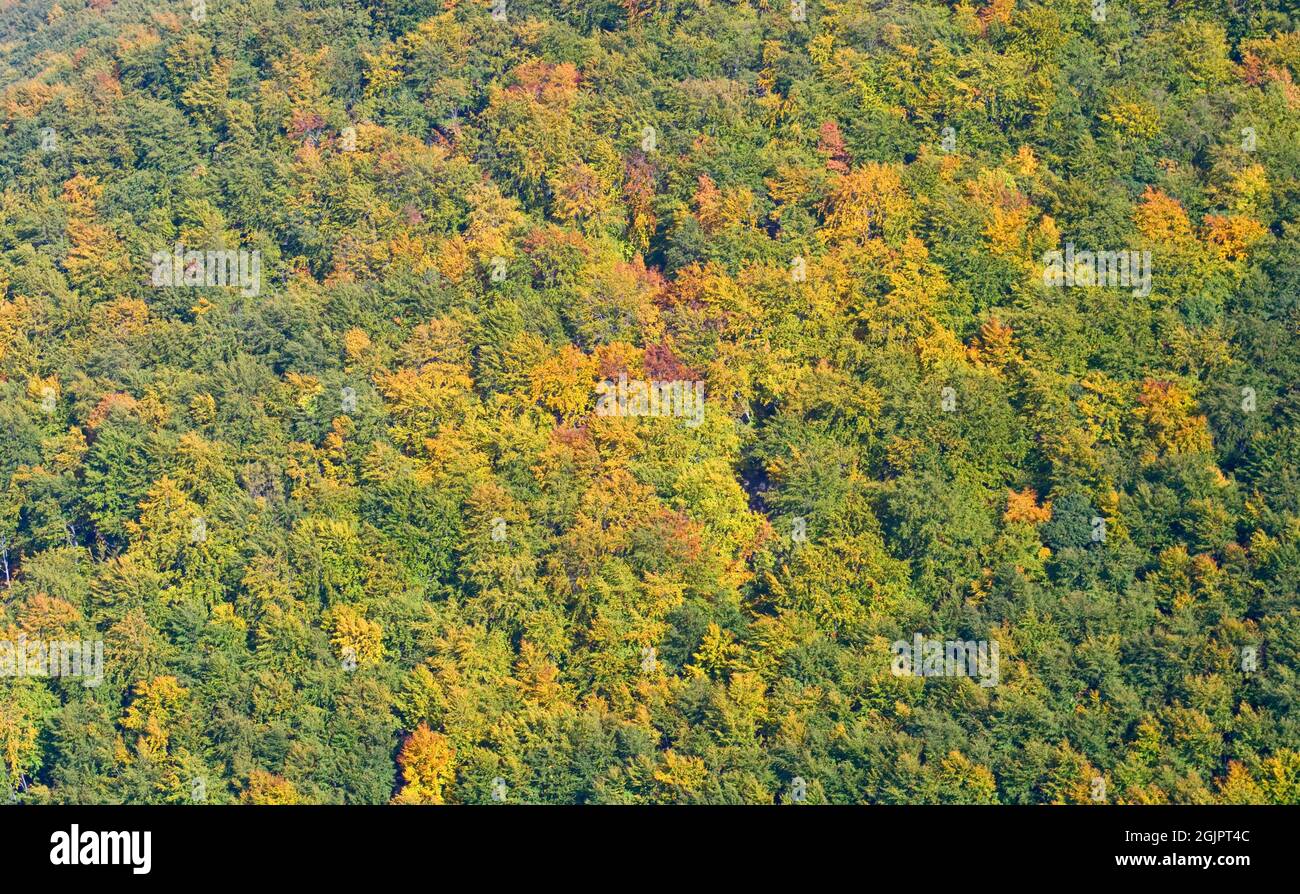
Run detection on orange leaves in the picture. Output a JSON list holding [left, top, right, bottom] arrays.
[[1137, 186, 1267, 261], [343, 327, 372, 363], [817, 120, 851, 173], [392, 723, 456, 804], [551, 160, 616, 228], [243, 771, 301, 805], [0, 78, 65, 119], [1136, 186, 1194, 244], [61, 175, 129, 294], [1202, 214, 1268, 261], [509, 60, 580, 106], [16, 594, 82, 640], [514, 640, 566, 707], [61, 173, 104, 213], [0, 296, 32, 362], [1010, 145, 1038, 177], [692, 174, 755, 234], [623, 154, 657, 252], [435, 235, 472, 284], [968, 317, 1015, 368], [86, 392, 139, 429], [693, 174, 725, 234], [978, 0, 1015, 33], [1004, 488, 1051, 525], [983, 204, 1033, 258], [1238, 34, 1300, 106], [524, 225, 593, 285]]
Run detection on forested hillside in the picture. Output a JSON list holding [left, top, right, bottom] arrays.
[[0, 0, 1298, 804]]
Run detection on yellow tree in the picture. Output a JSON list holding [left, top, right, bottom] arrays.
[[392, 723, 455, 804]]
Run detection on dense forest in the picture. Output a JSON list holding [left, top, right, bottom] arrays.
[[0, 0, 1297, 805]]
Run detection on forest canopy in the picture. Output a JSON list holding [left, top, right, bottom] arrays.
[[0, 0, 1298, 805]]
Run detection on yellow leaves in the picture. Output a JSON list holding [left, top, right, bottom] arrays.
[[272, 46, 332, 113], [691, 622, 742, 678], [720, 671, 769, 736], [125, 476, 205, 572], [210, 603, 247, 632], [243, 770, 301, 805], [1136, 186, 1194, 244], [435, 235, 472, 284], [122, 676, 189, 761], [363, 47, 403, 97], [528, 345, 597, 423], [464, 183, 527, 263], [343, 327, 372, 363], [1004, 488, 1052, 525], [1100, 96, 1162, 141], [1169, 19, 1232, 89], [90, 297, 150, 337], [1258, 749, 1300, 804], [551, 161, 618, 229], [808, 31, 835, 66], [822, 162, 911, 246], [385, 232, 435, 274], [515, 640, 566, 707], [392, 723, 455, 804], [62, 175, 129, 293], [399, 317, 471, 372], [0, 297, 32, 363], [326, 604, 384, 668], [693, 174, 755, 235], [983, 204, 1032, 257], [1, 77, 65, 119], [1217, 760, 1265, 804], [285, 372, 324, 410], [936, 750, 999, 803], [16, 594, 81, 639], [978, 0, 1014, 32], [1240, 31, 1300, 76], [25, 374, 58, 409], [376, 363, 475, 452], [188, 392, 217, 426], [965, 167, 1028, 217], [968, 316, 1015, 368], [765, 163, 819, 214], [0, 688, 43, 786], [116, 23, 161, 56], [1010, 145, 1038, 177], [653, 749, 708, 797], [563, 467, 657, 567], [691, 174, 722, 233], [47, 425, 87, 475], [1224, 163, 1270, 216], [1043, 739, 1103, 805], [1202, 214, 1268, 261], [1136, 378, 1212, 460]]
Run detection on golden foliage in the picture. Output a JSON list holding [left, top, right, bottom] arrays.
[[392, 723, 456, 804], [1004, 488, 1052, 525]]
